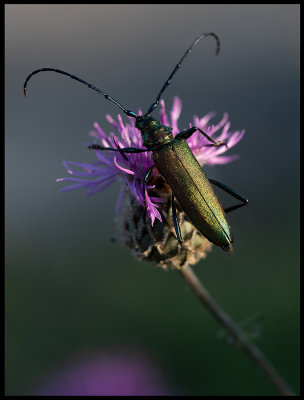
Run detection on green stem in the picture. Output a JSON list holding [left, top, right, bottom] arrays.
[[179, 265, 295, 396]]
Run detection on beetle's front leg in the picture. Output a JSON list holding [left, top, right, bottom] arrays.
[[89, 144, 152, 153], [175, 127, 227, 148]]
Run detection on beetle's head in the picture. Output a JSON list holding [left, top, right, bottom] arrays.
[[136, 115, 173, 149]]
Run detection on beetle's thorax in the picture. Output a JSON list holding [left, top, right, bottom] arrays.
[[135, 115, 173, 149]]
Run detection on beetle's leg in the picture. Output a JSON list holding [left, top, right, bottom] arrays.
[[113, 138, 128, 161], [175, 127, 227, 148], [171, 192, 183, 245], [142, 166, 154, 216], [89, 144, 151, 154], [209, 178, 249, 213]]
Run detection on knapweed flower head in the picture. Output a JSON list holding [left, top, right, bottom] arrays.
[[34, 349, 173, 396], [58, 97, 245, 269]]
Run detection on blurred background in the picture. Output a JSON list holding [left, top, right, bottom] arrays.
[[5, 4, 299, 396]]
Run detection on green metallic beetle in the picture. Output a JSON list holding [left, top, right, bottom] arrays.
[[24, 32, 248, 252]]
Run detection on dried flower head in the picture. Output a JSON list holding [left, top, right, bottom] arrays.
[[57, 97, 245, 269]]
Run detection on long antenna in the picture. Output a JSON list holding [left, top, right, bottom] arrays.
[[146, 32, 220, 115], [23, 68, 138, 118]]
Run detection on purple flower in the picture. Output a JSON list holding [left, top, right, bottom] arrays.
[[33, 349, 173, 396], [57, 97, 245, 226]]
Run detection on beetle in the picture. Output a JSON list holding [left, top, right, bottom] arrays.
[[24, 32, 248, 252]]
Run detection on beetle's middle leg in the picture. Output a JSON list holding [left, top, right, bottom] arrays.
[[175, 127, 227, 148], [171, 192, 183, 245], [142, 168, 182, 245], [142, 166, 154, 218], [209, 178, 249, 213]]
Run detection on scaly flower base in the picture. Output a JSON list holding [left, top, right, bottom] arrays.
[[115, 183, 212, 270]]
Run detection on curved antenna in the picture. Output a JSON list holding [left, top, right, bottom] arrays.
[[23, 68, 138, 118], [146, 32, 220, 115]]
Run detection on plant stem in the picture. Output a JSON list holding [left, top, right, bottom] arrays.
[[179, 265, 295, 396]]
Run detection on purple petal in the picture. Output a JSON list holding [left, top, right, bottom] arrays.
[[117, 114, 131, 146], [159, 99, 169, 126], [227, 130, 246, 147], [144, 188, 162, 225], [86, 178, 117, 196], [126, 178, 162, 224], [208, 112, 229, 134], [206, 154, 240, 165], [113, 155, 135, 175], [62, 160, 109, 176], [170, 97, 182, 133], [198, 112, 216, 130], [93, 122, 109, 140], [105, 114, 120, 131]]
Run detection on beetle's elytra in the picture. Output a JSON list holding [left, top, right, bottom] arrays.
[[24, 33, 248, 252]]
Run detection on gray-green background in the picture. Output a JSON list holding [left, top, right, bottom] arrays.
[[5, 4, 299, 396]]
